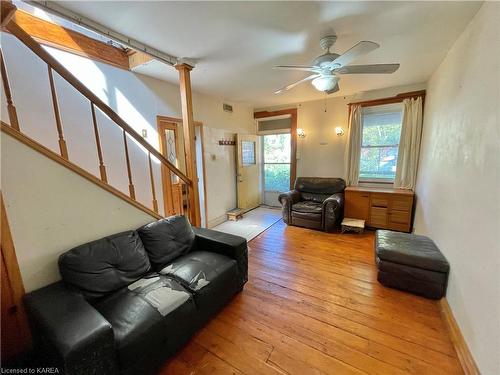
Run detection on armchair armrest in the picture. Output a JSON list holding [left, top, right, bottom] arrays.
[[278, 190, 300, 224], [24, 281, 118, 374], [323, 192, 345, 232], [278, 190, 300, 205], [323, 192, 344, 209], [193, 227, 248, 286]]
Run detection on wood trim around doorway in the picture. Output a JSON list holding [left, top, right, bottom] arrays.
[[254, 108, 297, 189], [156, 116, 207, 226]]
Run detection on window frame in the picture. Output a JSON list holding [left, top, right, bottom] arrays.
[[358, 103, 404, 184]]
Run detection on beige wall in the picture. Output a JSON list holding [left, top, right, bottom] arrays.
[[0, 32, 255, 227], [258, 83, 426, 180], [1, 133, 157, 292], [413, 3, 500, 374]]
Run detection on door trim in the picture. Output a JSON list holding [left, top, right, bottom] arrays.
[[156, 116, 207, 225], [254, 108, 297, 189]]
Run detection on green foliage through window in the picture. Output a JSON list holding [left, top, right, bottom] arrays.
[[360, 109, 403, 181], [263, 134, 291, 191]]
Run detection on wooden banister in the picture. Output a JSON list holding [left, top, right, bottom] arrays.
[[90, 103, 108, 183], [122, 130, 136, 199], [47, 66, 69, 160], [148, 152, 159, 213], [0, 47, 20, 131], [5, 19, 191, 185]]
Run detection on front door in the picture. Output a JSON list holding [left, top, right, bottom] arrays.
[[236, 134, 260, 211], [262, 133, 292, 206]]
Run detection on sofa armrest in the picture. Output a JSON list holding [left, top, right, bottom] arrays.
[[193, 227, 248, 286], [278, 190, 300, 205], [24, 281, 118, 374], [323, 192, 344, 232]]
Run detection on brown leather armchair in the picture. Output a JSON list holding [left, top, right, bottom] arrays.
[[278, 177, 346, 232]]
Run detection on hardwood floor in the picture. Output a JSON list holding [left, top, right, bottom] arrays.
[[159, 220, 462, 375]]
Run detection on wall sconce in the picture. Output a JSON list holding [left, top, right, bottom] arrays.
[[335, 127, 345, 137], [297, 128, 306, 138]]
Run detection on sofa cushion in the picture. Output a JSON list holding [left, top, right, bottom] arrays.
[[93, 276, 197, 370], [160, 251, 240, 317], [375, 230, 450, 273], [292, 201, 323, 214], [138, 215, 195, 270], [59, 231, 150, 299]]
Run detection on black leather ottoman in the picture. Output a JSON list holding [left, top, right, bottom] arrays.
[[375, 230, 450, 299]]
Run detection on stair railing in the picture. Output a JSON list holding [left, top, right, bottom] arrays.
[[1, 14, 194, 222]]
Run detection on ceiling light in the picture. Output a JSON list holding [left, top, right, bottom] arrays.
[[311, 76, 336, 92]]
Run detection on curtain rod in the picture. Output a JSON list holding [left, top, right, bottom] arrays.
[[348, 90, 426, 107]]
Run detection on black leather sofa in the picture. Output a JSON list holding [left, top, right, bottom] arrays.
[[278, 177, 345, 232], [23, 216, 248, 375]]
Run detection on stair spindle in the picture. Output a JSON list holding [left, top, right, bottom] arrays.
[[90, 103, 108, 183], [122, 130, 135, 199], [47, 66, 68, 159], [0, 48, 20, 131], [148, 152, 159, 213]]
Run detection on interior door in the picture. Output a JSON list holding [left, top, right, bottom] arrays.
[[236, 134, 261, 211]]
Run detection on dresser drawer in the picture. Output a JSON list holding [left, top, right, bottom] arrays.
[[389, 209, 411, 224], [370, 207, 388, 227], [371, 195, 389, 208], [391, 197, 413, 212]]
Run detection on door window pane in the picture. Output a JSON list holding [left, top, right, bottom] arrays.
[[241, 141, 256, 165], [360, 104, 403, 181], [264, 164, 290, 192]]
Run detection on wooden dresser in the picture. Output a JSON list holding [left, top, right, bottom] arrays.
[[344, 186, 415, 232]]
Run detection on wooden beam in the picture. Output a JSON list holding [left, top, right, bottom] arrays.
[[128, 50, 154, 70], [1, 1, 16, 27], [175, 63, 201, 226], [9, 10, 129, 70]]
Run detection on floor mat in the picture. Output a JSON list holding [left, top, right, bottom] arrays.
[[212, 207, 281, 241]]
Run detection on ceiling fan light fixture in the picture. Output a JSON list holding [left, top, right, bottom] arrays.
[[311, 76, 336, 92]]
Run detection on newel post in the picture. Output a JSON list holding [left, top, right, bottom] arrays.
[[175, 63, 201, 226]]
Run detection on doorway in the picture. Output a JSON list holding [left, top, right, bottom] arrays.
[[156, 116, 207, 226], [261, 133, 292, 206]]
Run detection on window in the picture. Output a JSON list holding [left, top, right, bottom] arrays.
[[241, 141, 256, 165], [263, 134, 291, 192], [359, 103, 403, 182]]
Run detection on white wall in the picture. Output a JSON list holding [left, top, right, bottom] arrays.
[[1, 133, 157, 292], [0, 32, 255, 227], [257, 83, 426, 180], [413, 3, 500, 374]]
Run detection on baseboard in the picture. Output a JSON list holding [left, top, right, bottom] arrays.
[[207, 214, 227, 229], [439, 298, 481, 375]]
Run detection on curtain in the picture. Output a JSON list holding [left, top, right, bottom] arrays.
[[394, 97, 423, 189], [345, 105, 362, 186]]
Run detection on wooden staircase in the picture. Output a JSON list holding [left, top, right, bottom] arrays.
[[1, 2, 201, 225]]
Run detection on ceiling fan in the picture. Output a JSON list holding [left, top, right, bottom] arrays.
[[274, 35, 400, 95]]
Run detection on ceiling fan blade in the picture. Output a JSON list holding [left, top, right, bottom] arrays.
[[274, 74, 319, 94], [325, 82, 340, 95], [334, 64, 400, 74], [275, 65, 320, 72], [330, 41, 380, 68]]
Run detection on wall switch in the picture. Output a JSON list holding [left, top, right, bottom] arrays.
[[141, 129, 147, 138]]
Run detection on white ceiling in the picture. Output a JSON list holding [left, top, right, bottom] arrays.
[[57, 1, 481, 107]]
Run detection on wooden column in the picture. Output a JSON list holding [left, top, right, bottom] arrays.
[[175, 63, 200, 226]]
